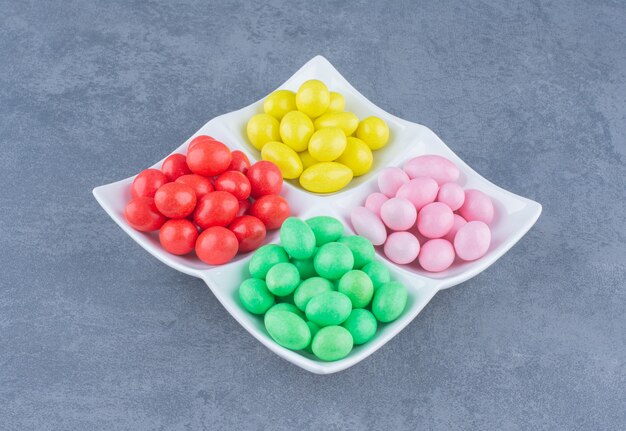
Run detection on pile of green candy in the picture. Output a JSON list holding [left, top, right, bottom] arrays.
[[238, 215, 408, 361]]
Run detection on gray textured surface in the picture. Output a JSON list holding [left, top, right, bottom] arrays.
[[1, 0, 625, 429]]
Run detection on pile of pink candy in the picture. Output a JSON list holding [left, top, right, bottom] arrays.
[[350, 155, 494, 272]]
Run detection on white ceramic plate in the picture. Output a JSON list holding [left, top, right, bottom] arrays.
[[93, 56, 541, 374]]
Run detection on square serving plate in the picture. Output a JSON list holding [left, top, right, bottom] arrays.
[[93, 56, 541, 374]]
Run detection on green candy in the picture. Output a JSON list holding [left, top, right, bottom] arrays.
[[266, 262, 300, 296], [276, 291, 295, 304], [249, 244, 289, 279], [337, 270, 374, 308], [238, 278, 275, 315], [306, 216, 344, 246], [371, 281, 408, 323], [266, 302, 305, 319], [314, 242, 354, 280], [311, 326, 354, 361], [291, 254, 318, 279], [293, 277, 334, 311], [264, 310, 311, 350], [305, 291, 352, 326], [338, 235, 375, 268], [280, 217, 316, 259], [361, 261, 391, 289], [305, 321, 321, 351], [342, 309, 377, 345]]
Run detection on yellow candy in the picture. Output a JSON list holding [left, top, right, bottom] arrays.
[[327, 92, 345, 113], [335, 137, 373, 177], [261, 141, 303, 179], [296, 80, 330, 118], [308, 127, 347, 162], [280, 111, 314, 152], [356, 116, 389, 150], [314, 112, 359, 136], [299, 162, 353, 193], [298, 150, 318, 170], [263, 90, 296, 120], [247, 113, 280, 150]]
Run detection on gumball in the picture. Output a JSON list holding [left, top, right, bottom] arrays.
[[365, 192, 388, 216], [214, 170, 251, 201], [124, 197, 167, 232], [154, 182, 197, 219], [384, 232, 420, 264], [247, 161, 283, 198], [187, 135, 215, 152], [193, 191, 238, 229], [377, 167, 409, 197], [403, 155, 460, 185], [195, 226, 238, 265], [350, 206, 387, 246], [229, 150, 251, 174], [186, 139, 232, 177], [380, 198, 417, 231], [237, 199, 251, 217], [249, 194, 290, 229], [417, 202, 454, 239], [159, 219, 198, 255], [131, 169, 168, 199], [458, 189, 494, 224], [454, 221, 491, 261], [161, 153, 191, 181], [443, 214, 467, 243], [395, 177, 439, 211], [175, 174, 214, 199], [437, 182, 465, 211], [418, 239, 455, 272], [229, 215, 267, 253]]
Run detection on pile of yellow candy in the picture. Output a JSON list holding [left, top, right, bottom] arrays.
[[246, 80, 390, 193]]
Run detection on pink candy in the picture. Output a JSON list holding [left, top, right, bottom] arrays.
[[458, 189, 494, 224], [454, 221, 491, 261], [352, 154, 495, 273], [384, 232, 420, 264], [418, 239, 455, 272], [396, 177, 439, 211], [437, 182, 465, 211], [417, 202, 454, 239], [351, 206, 387, 246], [403, 155, 460, 185], [378, 167, 409, 197], [365, 192, 388, 216], [380, 198, 417, 231]]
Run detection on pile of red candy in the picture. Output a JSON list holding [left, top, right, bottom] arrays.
[[124, 135, 290, 265]]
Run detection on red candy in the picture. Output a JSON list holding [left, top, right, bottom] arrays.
[[124, 138, 291, 264], [186, 139, 232, 177], [229, 215, 267, 253], [131, 169, 168, 198], [154, 182, 197, 219], [247, 161, 283, 198], [124, 197, 167, 232], [161, 153, 191, 181], [188, 135, 215, 152], [229, 150, 251, 174], [249, 194, 290, 230], [196, 226, 239, 265], [214, 170, 251, 201], [193, 191, 238, 229], [176, 174, 214, 199], [159, 219, 198, 255]]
